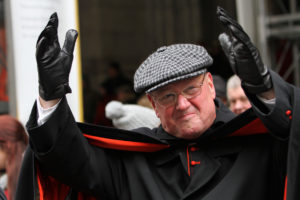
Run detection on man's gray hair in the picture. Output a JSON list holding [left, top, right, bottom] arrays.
[[226, 75, 242, 98], [227, 75, 241, 89]]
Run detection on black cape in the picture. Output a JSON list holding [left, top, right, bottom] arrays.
[[16, 71, 300, 200], [16, 107, 272, 200]]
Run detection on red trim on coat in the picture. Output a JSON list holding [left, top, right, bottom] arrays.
[[37, 165, 96, 200], [229, 118, 268, 136], [186, 146, 191, 176], [37, 166, 44, 200], [284, 176, 287, 200], [37, 167, 70, 200], [83, 134, 170, 152], [34, 117, 272, 199]]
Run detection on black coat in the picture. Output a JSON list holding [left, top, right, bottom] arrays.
[[16, 71, 298, 200]]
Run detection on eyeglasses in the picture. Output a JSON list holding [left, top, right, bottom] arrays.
[[151, 74, 206, 108]]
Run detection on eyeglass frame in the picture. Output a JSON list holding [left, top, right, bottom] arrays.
[[150, 73, 207, 108]]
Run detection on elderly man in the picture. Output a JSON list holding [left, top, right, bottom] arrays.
[[17, 7, 300, 200], [226, 75, 252, 114]]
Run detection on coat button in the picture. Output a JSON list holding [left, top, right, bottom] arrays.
[[190, 147, 199, 152], [190, 161, 201, 166]]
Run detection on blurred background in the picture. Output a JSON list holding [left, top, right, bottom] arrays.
[[0, 0, 300, 124]]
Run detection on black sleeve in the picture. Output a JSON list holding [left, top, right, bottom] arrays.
[[245, 70, 293, 140], [246, 71, 300, 200], [26, 97, 119, 198]]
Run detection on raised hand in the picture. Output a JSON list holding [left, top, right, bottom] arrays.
[[36, 12, 78, 100], [217, 6, 272, 94]]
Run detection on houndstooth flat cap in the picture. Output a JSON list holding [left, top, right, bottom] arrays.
[[134, 44, 213, 93]]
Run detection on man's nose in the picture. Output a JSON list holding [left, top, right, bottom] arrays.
[[235, 100, 243, 108], [176, 94, 190, 110], [233, 101, 243, 113]]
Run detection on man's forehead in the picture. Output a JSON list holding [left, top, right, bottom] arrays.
[[228, 87, 246, 97]]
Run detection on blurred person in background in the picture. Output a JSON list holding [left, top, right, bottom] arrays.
[[136, 94, 153, 109], [0, 115, 28, 200], [105, 100, 160, 130], [226, 75, 251, 114], [94, 84, 137, 126], [114, 85, 136, 104], [99, 61, 133, 99], [93, 62, 134, 126]]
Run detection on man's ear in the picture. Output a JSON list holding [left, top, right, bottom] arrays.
[[147, 94, 160, 118], [206, 73, 216, 99]]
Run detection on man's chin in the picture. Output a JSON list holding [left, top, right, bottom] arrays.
[[177, 127, 204, 139]]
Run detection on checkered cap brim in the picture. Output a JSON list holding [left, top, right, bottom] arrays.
[[134, 44, 213, 93]]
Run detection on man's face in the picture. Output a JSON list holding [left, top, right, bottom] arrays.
[[227, 86, 251, 114], [148, 73, 216, 139]]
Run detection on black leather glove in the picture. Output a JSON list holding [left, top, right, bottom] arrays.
[[36, 12, 78, 100], [217, 6, 272, 94]]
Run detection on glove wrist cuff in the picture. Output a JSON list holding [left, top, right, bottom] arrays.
[[39, 84, 72, 101], [241, 77, 273, 94]]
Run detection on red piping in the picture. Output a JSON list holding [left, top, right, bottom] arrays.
[[37, 166, 44, 200], [83, 134, 169, 152], [284, 176, 287, 200], [229, 118, 268, 136], [186, 146, 190, 176]]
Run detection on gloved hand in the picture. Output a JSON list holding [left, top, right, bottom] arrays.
[[217, 6, 272, 94], [36, 12, 78, 100]]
